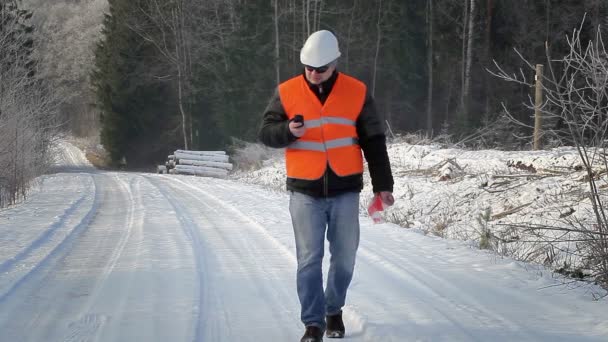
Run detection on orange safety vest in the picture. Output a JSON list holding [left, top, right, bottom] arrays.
[[278, 73, 367, 180]]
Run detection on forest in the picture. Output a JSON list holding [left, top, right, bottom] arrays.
[[89, 0, 608, 166]]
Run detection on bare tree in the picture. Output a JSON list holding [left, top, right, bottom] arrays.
[[0, 2, 59, 207], [490, 20, 608, 288], [460, 0, 468, 116], [426, 0, 434, 134], [129, 0, 194, 150], [304, 0, 311, 36], [274, 0, 280, 85], [460, 0, 475, 122], [303, 0, 323, 37], [344, 0, 358, 73], [129, 0, 245, 149], [26, 0, 107, 137], [371, 0, 383, 97], [483, 0, 494, 115]]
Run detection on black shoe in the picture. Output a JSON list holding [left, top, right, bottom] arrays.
[[325, 312, 345, 338], [300, 325, 324, 342]]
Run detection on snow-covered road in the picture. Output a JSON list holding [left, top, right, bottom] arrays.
[[0, 142, 606, 341]]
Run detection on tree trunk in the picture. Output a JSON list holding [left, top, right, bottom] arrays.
[[179, 2, 193, 149], [533, 64, 543, 150], [316, 0, 323, 32], [461, 0, 468, 107], [445, 70, 455, 123], [426, 0, 434, 135], [302, 0, 307, 42], [132, 0, 200, 150], [345, 0, 357, 73], [213, 3, 230, 72], [274, 0, 280, 85], [175, 31, 189, 150], [173, 4, 189, 150], [292, 0, 297, 74], [312, 0, 318, 32], [305, 0, 310, 37], [592, 0, 600, 37], [484, 0, 494, 116], [182, 2, 195, 149], [462, 0, 475, 123], [372, 0, 383, 98], [545, 0, 551, 43]]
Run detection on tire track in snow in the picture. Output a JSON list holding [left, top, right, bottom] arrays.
[[61, 173, 146, 342], [3, 171, 196, 342], [362, 239, 535, 334], [0, 179, 92, 274], [152, 175, 301, 341], [0, 172, 150, 342], [166, 178, 382, 337], [91, 173, 141, 286], [0, 174, 99, 304], [143, 176, 207, 342], [174, 178, 530, 341], [164, 177, 407, 340], [165, 176, 296, 264], [356, 247, 498, 341], [371, 236, 604, 339]]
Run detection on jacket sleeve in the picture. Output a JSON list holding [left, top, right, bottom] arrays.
[[258, 88, 298, 148], [357, 91, 394, 193]]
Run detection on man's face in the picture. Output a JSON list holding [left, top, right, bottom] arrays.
[[304, 63, 336, 85]]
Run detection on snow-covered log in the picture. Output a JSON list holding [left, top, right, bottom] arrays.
[[166, 150, 231, 177], [175, 164, 228, 175], [174, 165, 228, 178], [175, 149, 226, 156], [174, 151, 229, 163], [178, 159, 233, 170]]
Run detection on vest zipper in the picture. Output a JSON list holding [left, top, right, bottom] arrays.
[[319, 107, 329, 197], [323, 170, 328, 197]]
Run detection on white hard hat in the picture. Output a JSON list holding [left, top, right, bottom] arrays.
[[300, 30, 341, 67]]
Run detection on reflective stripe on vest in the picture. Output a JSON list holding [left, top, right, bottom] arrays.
[[278, 73, 367, 180], [288, 137, 359, 151], [304, 117, 356, 128]]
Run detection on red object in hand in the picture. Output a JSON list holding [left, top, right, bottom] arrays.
[[367, 194, 387, 224]]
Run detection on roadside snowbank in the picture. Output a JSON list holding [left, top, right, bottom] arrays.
[[232, 141, 607, 284]]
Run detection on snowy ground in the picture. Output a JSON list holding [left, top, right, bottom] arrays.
[[0, 141, 607, 341], [233, 141, 608, 271]]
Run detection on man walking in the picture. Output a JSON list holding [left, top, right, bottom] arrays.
[[258, 30, 394, 342]]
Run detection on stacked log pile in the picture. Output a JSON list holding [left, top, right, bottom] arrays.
[[162, 150, 232, 178]]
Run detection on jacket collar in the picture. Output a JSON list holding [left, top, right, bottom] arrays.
[[302, 70, 339, 97]]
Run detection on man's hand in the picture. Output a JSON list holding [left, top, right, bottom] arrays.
[[289, 118, 306, 137], [378, 191, 394, 206]]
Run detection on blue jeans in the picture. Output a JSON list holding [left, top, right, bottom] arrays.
[[289, 191, 360, 329]]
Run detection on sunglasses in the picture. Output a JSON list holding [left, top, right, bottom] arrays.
[[304, 64, 330, 73]]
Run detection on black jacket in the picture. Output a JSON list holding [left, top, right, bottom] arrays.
[[258, 70, 393, 197]]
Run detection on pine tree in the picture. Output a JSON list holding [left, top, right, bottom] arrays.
[[92, 0, 180, 166]]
